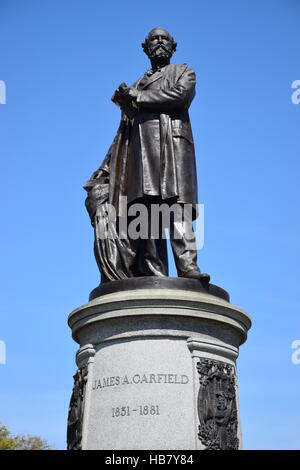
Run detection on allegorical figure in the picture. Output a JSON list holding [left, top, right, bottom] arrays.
[[85, 27, 210, 284]]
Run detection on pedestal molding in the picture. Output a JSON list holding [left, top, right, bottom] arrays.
[[69, 289, 251, 346]]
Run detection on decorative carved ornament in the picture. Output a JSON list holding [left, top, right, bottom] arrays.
[[197, 358, 239, 450], [67, 365, 88, 450]]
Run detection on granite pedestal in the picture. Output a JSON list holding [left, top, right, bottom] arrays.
[[67, 278, 251, 450]]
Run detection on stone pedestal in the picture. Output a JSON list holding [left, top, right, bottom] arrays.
[[67, 278, 251, 450]]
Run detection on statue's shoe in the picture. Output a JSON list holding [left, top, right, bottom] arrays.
[[180, 270, 210, 285]]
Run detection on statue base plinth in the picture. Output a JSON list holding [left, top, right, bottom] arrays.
[[67, 278, 251, 450]]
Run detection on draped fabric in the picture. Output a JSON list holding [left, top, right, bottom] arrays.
[[84, 174, 136, 281]]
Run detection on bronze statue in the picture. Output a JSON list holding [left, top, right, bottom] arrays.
[[85, 28, 210, 284]]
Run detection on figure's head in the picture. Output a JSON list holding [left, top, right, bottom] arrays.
[[142, 28, 177, 66]]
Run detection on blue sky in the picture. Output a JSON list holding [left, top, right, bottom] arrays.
[[0, 0, 299, 450]]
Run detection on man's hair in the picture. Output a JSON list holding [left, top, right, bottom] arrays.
[[142, 28, 177, 55]]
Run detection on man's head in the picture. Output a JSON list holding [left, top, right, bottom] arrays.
[[142, 28, 177, 66]]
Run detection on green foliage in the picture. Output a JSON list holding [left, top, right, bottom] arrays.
[[0, 423, 51, 450]]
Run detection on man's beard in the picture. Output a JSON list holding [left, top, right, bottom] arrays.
[[148, 44, 172, 60]]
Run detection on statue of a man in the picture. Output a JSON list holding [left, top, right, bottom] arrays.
[[85, 28, 210, 284]]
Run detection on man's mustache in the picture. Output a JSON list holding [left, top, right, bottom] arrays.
[[152, 43, 170, 54]]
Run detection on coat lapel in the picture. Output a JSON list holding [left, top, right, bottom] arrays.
[[139, 70, 163, 90]]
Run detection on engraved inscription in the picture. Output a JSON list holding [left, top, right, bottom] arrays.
[[111, 405, 160, 417], [92, 372, 189, 390]]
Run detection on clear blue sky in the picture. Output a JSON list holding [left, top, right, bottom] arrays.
[[0, 0, 299, 450]]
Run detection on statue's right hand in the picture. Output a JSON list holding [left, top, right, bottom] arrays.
[[114, 82, 130, 101], [117, 82, 129, 93]]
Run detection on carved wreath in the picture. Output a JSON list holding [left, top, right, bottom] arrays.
[[197, 358, 239, 450], [67, 365, 88, 450]]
